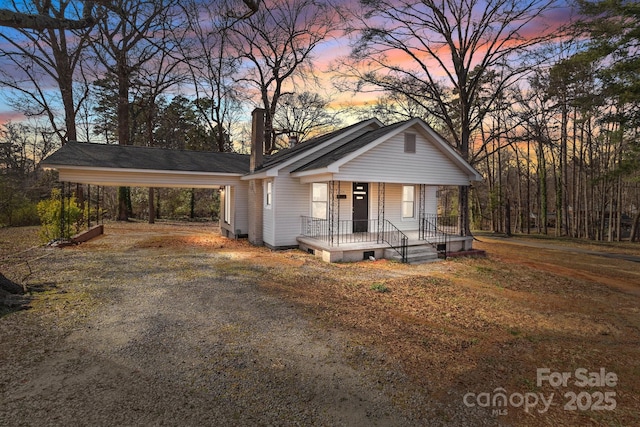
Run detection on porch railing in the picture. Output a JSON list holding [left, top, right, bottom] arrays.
[[301, 216, 380, 244], [300, 216, 409, 263]]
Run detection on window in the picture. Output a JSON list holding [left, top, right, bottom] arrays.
[[265, 181, 272, 207], [223, 185, 231, 224], [402, 185, 415, 218], [404, 133, 416, 153], [312, 183, 328, 219]]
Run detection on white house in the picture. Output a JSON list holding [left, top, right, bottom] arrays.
[[43, 109, 482, 263]]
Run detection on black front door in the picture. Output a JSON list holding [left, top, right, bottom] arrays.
[[353, 182, 369, 232]]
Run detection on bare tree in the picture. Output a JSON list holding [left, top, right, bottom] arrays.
[[229, 0, 337, 153], [89, 0, 181, 220], [179, 0, 244, 153], [0, 0, 93, 144], [338, 0, 558, 235], [273, 92, 340, 144], [0, 0, 100, 29], [0, 0, 260, 29]]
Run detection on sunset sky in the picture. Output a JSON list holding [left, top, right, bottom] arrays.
[[0, 0, 577, 130]]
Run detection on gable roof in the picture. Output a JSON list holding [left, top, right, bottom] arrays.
[[292, 120, 409, 173], [43, 142, 250, 175], [257, 119, 381, 171], [291, 118, 482, 181], [243, 118, 384, 179]]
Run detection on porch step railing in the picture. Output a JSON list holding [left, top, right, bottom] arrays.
[[380, 219, 408, 263], [300, 216, 409, 263], [420, 214, 459, 259]]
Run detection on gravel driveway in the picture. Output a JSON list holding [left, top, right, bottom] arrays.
[[1, 224, 420, 426]]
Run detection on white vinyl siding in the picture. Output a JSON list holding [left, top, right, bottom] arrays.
[[219, 181, 249, 238], [378, 184, 418, 232], [334, 128, 471, 185], [312, 183, 328, 219], [402, 185, 415, 218], [265, 172, 311, 248], [425, 185, 437, 216]]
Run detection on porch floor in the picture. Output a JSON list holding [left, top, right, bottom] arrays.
[[297, 231, 473, 263]]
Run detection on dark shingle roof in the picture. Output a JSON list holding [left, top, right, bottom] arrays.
[[43, 142, 250, 174], [257, 120, 377, 171], [292, 120, 409, 172]]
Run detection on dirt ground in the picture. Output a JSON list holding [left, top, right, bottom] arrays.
[[1, 222, 639, 426]]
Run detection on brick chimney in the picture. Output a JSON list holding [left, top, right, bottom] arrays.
[[250, 108, 266, 173], [288, 133, 298, 148]]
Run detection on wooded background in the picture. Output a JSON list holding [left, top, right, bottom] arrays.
[[0, 0, 638, 241]]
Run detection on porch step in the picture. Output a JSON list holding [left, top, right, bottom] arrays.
[[384, 243, 439, 264]]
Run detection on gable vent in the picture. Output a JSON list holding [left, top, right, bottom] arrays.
[[404, 133, 416, 153]]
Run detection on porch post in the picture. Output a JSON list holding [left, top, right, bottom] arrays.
[[328, 180, 335, 246], [377, 182, 385, 243], [419, 184, 426, 240]]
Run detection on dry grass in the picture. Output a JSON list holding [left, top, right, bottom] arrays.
[[2, 221, 639, 426]]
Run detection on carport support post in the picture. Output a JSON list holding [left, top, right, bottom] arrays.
[[59, 182, 65, 241]]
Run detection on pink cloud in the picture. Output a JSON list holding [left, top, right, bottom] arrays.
[[0, 110, 27, 126]]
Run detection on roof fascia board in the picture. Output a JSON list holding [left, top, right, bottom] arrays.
[[43, 164, 243, 177], [297, 172, 335, 184], [290, 166, 335, 178], [240, 169, 278, 180]]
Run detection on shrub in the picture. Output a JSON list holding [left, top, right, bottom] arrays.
[[37, 189, 84, 243], [370, 282, 390, 293], [10, 202, 40, 226]]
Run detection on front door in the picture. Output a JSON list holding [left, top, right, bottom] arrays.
[[352, 182, 369, 232]]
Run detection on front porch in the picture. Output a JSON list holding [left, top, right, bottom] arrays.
[[298, 215, 472, 263]]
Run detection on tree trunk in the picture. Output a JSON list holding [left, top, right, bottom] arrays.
[[505, 198, 512, 237], [459, 186, 470, 236], [118, 186, 128, 221], [156, 189, 161, 220], [148, 188, 155, 224], [630, 210, 640, 242], [117, 71, 130, 221], [537, 140, 548, 234], [190, 189, 196, 219], [616, 175, 622, 241], [526, 139, 531, 234]]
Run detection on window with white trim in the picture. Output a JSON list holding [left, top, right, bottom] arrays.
[[265, 181, 272, 207], [224, 185, 231, 224], [402, 185, 415, 218], [312, 183, 328, 219]]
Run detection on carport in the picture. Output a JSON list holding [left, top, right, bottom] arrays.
[[42, 142, 251, 239]]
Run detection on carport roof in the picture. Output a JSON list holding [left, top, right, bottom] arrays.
[[42, 142, 250, 174]]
